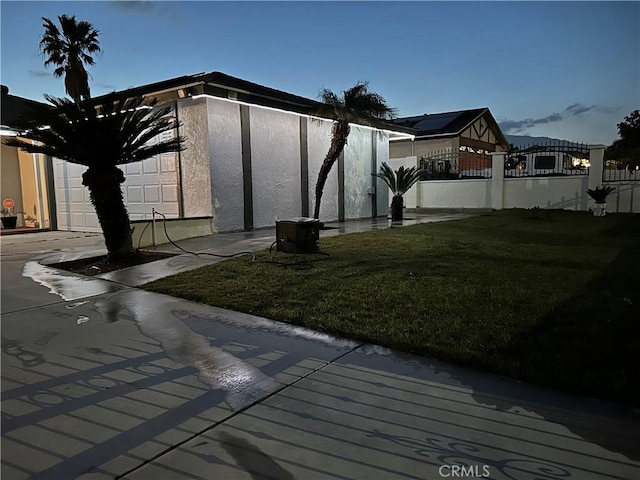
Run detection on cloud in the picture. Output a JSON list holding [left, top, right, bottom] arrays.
[[29, 70, 51, 78], [109, 0, 185, 21], [110, 1, 155, 14], [564, 103, 621, 116], [499, 103, 622, 133], [499, 113, 562, 133], [95, 82, 118, 92], [564, 103, 592, 116]]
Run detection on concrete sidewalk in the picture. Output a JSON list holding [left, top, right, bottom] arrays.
[[1, 214, 639, 479]]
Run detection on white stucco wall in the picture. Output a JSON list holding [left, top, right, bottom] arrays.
[[417, 179, 492, 209], [250, 107, 301, 228], [598, 181, 640, 213], [307, 119, 339, 221], [414, 138, 455, 159], [414, 175, 639, 213], [343, 126, 373, 219], [389, 137, 454, 160], [178, 99, 213, 219], [503, 176, 589, 210], [206, 97, 244, 233]]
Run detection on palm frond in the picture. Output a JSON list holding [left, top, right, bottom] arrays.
[[374, 162, 397, 193], [374, 162, 421, 196], [313, 81, 396, 127], [39, 15, 101, 103], [586, 186, 615, 203], [3, 95, 185, 168]]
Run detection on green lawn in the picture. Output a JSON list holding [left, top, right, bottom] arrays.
[[143, 209, 640, 406]]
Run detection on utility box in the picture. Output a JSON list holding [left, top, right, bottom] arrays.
[[276, 218, 320, 254]]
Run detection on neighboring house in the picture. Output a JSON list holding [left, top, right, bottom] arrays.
[[385, 108, 639, 214], [389, 108, 510, 178], [1, 85, 55, 230], [1, 73, 413, 236], [504, 147, 590, 178]]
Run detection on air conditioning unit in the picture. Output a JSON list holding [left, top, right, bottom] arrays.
[[276, 218, 320, 254]]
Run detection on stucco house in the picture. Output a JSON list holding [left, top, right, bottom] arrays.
[[389, 108, 509, 179], [1, 73, 413, 240], [385, 108, 639, 215], [1, 86, 55, 232]]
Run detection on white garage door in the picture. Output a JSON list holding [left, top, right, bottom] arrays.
[[54, 130, 180, 233]]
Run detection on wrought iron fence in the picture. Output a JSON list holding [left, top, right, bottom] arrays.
[[603, 160, 640, 182], [419, 150, 492, 180], [505, 141, 589, 178]]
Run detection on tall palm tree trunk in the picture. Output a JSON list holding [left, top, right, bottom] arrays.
[[65, 61, 90, 106], [82, 166, 134, 261], [313, 121, 350, 219]]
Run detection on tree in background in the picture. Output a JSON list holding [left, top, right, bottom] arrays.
[[5, 95, 185, 261], [605, 110, 640, 168], [40, 14, 101, 106], [312, 82, 396, 220]]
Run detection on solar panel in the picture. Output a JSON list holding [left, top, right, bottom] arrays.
[[413, 112, 461, 132]]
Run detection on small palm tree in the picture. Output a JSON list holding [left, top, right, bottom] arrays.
[[4, 95, 185, 261], [375, 162, 421, 221], [586, 185, 615, 204], [40, 14, 101, 106], [312, 82, 396, 220]]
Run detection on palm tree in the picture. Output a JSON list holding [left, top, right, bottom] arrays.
[[312, 82, 396, 220], [374, 162, 422, 221], [4, 95, 185, 261], [40, 15, 101, 106]]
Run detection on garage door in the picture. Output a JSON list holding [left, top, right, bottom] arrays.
[[54, 130, 180, 232]]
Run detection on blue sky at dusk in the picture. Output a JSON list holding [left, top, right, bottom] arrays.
[[1, 1, 638, 144]]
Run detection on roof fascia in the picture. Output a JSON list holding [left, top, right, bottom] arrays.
[[412, 133, 457, 140]]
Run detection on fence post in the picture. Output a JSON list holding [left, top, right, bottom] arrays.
[[491, 152, 506, 210], [588, 145, 606, 190]]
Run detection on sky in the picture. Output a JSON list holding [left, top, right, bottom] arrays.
[[1, 1, 638, 145]]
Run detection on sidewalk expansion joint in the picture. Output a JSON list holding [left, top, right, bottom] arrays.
[[2, 299, 71, 315], [115, 341, 366, 479]]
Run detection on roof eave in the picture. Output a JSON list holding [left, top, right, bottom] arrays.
[[411, 133, 458, 140]]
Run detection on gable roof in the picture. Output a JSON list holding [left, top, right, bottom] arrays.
[[89, 72, 416, 137], [91, 71, 326, 116], [393, 108, 489, 136], [1, 85, 49, 130]]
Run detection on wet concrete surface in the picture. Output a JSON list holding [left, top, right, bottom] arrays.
[[2, 215, 640, 479], [1, 289, 360, 479], [124, 347, 639, 480]]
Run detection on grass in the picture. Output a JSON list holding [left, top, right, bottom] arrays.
[[143, 209, 640, 406]]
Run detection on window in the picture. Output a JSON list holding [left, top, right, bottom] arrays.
[[534, 155, 556, 170]]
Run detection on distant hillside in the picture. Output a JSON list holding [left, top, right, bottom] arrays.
[[506, 135, 580, 148]]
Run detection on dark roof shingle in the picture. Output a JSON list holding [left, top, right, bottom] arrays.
[[392, 108, 488, 136], [1, 85, 49, 128]]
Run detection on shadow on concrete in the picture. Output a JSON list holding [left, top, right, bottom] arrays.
[[218, 431, 295, 480]]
